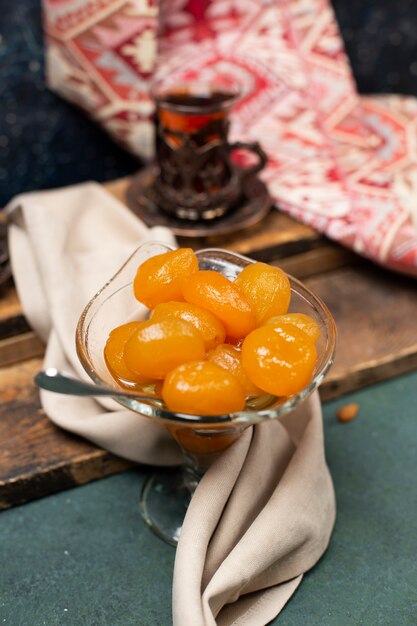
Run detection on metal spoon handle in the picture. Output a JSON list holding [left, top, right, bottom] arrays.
[[34, 368, 154, 401]]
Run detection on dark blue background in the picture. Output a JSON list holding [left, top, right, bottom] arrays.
[[1, 0, 417, 207]]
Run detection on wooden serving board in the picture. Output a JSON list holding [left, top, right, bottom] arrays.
[[1, 177, 416, 510]]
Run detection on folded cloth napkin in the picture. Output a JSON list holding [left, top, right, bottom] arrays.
[[7, 182, 181, 465], [43, 0, 417, 276], [7, 183, 336, 624], [174, 393, 335, 626]]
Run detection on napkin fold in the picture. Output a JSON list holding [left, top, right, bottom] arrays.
[[7, 182, 181, 465], [7, 183, 336, 624], [174, 393, 335, 626]]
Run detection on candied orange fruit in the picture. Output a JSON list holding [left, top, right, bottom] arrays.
[[150, 301, 225, 351], [207, 344, 261, 397], [241, 322, 317, 397], [124, 318, 205, 380], [182, 270, 256, 339], [162, 361, 245, 415], [263, 313, 319, 342], [104, 321, 149, 385], [133, 248, 198, 309], [234, 262, 290, 324], [103, 248, 320, 417]]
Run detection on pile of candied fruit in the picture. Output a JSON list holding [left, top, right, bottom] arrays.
[[104, 248, 319, 416]]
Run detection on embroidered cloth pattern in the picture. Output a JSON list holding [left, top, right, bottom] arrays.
[[43, 0, 417, 275]]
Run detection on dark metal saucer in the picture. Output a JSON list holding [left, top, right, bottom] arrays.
[[125, 166, 272, 237]]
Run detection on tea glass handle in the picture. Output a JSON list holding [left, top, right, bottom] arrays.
[[229, 141, 268, 177]]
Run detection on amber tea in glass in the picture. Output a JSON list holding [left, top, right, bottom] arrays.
[[154, 84, 267, 221]]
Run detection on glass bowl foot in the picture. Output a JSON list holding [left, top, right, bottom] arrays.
[[139, 468, 192, 546]]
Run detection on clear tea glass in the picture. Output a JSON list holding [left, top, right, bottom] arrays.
[[154, 83, 267, 221]]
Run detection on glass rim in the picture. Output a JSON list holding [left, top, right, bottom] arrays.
[[152, 81, 241, 115], [76, 244, 337, 427]]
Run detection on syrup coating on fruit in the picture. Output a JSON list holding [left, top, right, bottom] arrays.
[[241, 322, 317, 397], [162, 361, 245, 415], [207, 343, 261, 396], [234, 262, 291, 324], [134, 248, 198, 309], [150, 301, 225, 351], [182, 270, 256, 339], [124, 318, 205, 380], [104, 322, 149, 385], [103, 248, 320, 415], [263, 313, 319, 342]]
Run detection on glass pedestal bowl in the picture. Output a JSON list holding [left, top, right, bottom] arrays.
[[76, 242, 336, 545]]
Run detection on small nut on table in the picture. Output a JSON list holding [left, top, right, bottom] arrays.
[[337, 403, 359, 423]]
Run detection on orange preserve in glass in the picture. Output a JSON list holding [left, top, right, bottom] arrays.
[[76, 242, 336, 545]]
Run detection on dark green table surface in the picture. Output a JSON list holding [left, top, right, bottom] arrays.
[[1, 372, 417, 626]]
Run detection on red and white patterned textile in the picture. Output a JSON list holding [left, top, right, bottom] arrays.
[[43, 0, 417, 276]]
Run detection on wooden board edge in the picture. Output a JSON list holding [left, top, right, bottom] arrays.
[[0, 451, 135, 511], [321, 346, 417, 401], [0, 244, 355, 369], [2, 345, 417, 510], [278, 245, 356, 278], [198, 231, 324, 263], [0, 331, 44, 368], [0, 314, 30, 340]]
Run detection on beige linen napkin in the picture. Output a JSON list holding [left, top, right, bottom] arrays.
[[174, 393, 335, 626], [7, 182, 181, 465], [7, 182, 336, 624]]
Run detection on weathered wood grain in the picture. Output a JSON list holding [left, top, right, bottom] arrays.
[[1, 175, 416, 510], [0, 175, 352, 365], [177, 212, 322, 262], [104, 176, 131, 202], [277, 245, 356, 279], [107, 177, 323, 262], [1, 261, 416, 510], [0, 358, 133, 510], [0, 283, 29, 339], [0, 331, 44, 367], [0, 242, 355, 368], [306, 263, 417, 399]]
